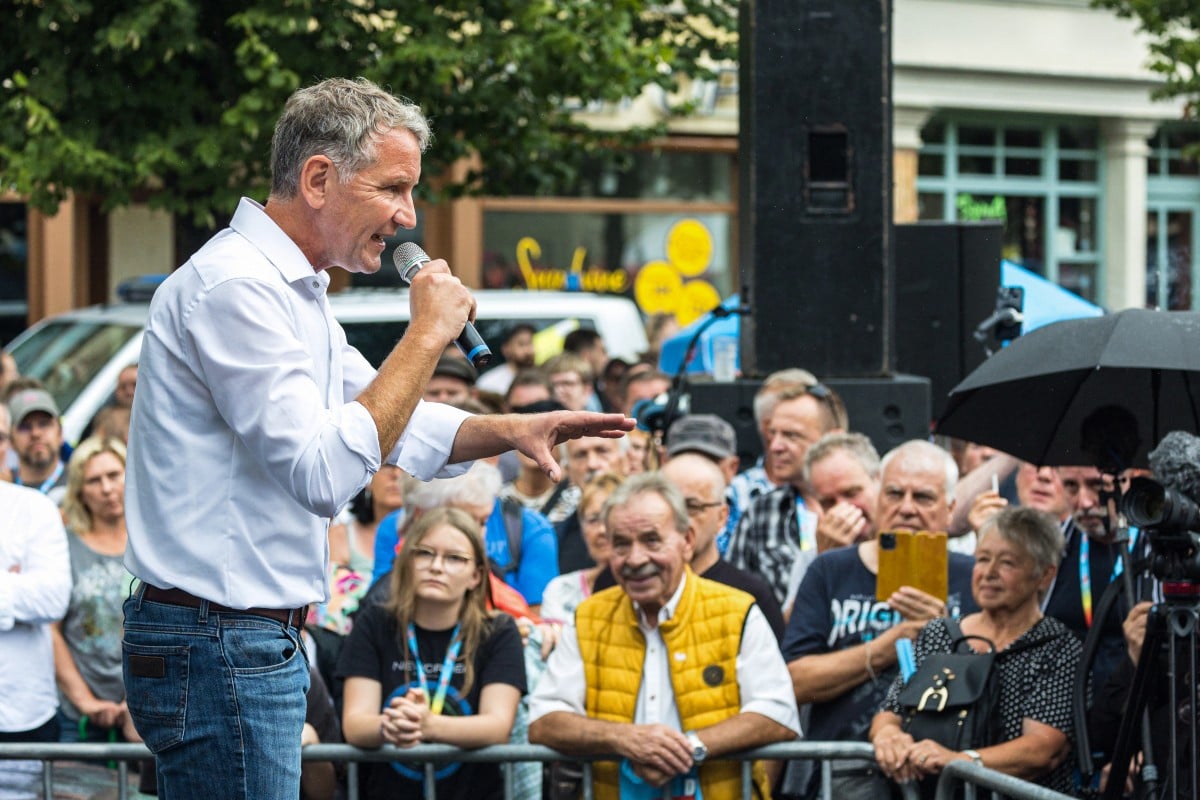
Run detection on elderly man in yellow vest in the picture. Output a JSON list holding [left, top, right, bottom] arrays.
[[529, 472, 800, 799]]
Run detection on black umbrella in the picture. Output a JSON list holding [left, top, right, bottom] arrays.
[[935, 308, 1200, 468]]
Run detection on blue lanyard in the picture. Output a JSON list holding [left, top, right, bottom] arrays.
[[405, 623, 463, 715], [15, 461, 63, 495]]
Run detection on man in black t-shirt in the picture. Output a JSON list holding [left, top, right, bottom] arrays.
[[782, 439, 977, 800]]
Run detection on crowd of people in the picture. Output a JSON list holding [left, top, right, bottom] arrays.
[[0, 75, 1176, 800], [0, 336, 1172, 800]]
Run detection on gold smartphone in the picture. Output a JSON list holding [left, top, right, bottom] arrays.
[[876, 530, 949, 602]]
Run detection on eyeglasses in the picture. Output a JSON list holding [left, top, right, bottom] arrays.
[[684, 499, 724, 516], [411, 546, 476, 574]]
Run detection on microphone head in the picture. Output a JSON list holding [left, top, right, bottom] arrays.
[[393, 242, 430, 284], [1149, 431, 1200, 503]]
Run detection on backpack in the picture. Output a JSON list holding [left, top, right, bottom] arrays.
[[898, 618, 1002, 752], [898, 618, 1063, 753], [490, 497, 525, 581]]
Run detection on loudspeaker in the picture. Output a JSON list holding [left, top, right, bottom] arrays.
[[688, 375, 931, 470], [894, 222, 1003, 418], [738, 0, 893, 378]]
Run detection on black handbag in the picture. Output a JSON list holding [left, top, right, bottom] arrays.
[[897, 619, 1001, 752]]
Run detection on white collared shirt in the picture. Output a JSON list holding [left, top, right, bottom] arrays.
[[0, 482, 71, 731], [125, 198, 470, 609], [530, 573, 802, 734]]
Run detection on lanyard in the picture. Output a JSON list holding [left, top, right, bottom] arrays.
[[14, 461, 63, 495], [793, 491, 816, 551], [1077, 531, 1124, 629], [405, 623, 462, 715]]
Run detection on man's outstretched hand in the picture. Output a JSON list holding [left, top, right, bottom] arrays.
[[513, 411, 635, 482]]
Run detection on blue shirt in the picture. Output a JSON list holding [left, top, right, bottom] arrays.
[[370, 501, 559, 606]]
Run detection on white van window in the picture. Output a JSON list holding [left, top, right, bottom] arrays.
[[10, 320, 140, 410]]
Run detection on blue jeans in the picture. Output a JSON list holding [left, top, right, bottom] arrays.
[[122, 588, 310, 800]]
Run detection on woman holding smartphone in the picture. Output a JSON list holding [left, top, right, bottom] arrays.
[[338, 508, 527, 800]]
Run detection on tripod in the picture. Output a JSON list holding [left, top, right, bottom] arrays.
[[1101, 585, 1200, 800]]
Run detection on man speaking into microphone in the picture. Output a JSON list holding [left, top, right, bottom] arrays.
[[121, 77, 633, 800]]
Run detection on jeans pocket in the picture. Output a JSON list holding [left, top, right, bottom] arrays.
[[122, 640, 189, 753], [222, 620, 301, 676]]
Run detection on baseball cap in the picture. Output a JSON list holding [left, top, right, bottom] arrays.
[[433, 355, 477, 385], [666, 414, 737, 460], [9, 388, 60, 426]]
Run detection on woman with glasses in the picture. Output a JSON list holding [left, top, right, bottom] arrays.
[[538, 472, 623, 627], [338, 507, 527, 800]]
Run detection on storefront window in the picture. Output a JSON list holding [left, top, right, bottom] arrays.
[[483, 210, 734, 321], [480, 148, 737, 325], [555, 151, 733, 202], [917, 118, 1102, 300], [1146, 127, 1200, 309]]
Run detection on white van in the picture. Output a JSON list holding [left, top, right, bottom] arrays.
[[6, 287, 647, 444]]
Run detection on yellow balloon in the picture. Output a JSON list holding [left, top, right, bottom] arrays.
[[634, 261, 683, 315], [676, 280, 721, 326], [666, 219, 714, 278]]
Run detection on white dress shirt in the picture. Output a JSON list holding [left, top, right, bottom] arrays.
[[0, 482, 71, 732], [125, 198, 471, 609], [529, 574, 802, 735]]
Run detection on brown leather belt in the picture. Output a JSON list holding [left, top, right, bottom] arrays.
[[141, 584, 307, 627]]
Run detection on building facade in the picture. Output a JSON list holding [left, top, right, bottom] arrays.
[[1, 0, 1193, 339]]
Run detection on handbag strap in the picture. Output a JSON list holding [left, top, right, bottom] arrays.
[[947, 615, 1066, 659], [945, 616, 997, 655]]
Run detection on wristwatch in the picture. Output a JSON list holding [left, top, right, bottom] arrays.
[[685, 731, 708, 764], [964, 749, 984, 766]]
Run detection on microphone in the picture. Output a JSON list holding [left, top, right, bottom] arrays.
[[1148, 431, 1200, 504], [393, 243, 493, 369]]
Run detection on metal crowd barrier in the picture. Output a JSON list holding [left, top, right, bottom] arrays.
[[935, 760, 1077, 800], [0, 740, 1069, 800]]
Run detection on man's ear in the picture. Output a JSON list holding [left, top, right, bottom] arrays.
[[298, 155, 336, 209]]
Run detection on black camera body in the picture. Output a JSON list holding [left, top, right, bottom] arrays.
[[1122, 477, 1200, 584]]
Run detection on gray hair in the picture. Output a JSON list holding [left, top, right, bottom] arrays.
[[602, 471, 690, 534], [752, 368, 819, 427], [803, 431, 880, 484], [879, 440, 958, 502], [270, 77, 432, 198], [404, 461, 501, 512], [977, 506, 1064, 574]]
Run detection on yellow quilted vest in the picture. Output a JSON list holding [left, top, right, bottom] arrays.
[[574, 569, 773, 800]]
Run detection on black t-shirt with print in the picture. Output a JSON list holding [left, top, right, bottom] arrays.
[[336, 604, 527, 800]]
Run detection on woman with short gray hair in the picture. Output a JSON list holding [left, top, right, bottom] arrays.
[[870, 506, 1079, 796]]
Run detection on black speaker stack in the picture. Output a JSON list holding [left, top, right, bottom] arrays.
[[729, 0, 1003, 460]]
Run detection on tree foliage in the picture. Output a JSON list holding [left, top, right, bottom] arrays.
[[1093, 0, 1200, 112], [0, 0, 737, 226]]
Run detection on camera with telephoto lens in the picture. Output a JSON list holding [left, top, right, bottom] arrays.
[[1122, 476, 1200, 583]]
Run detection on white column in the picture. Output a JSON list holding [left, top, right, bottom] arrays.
[[1100, 118, 1157, 310], [893, 105, 934, 223]]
